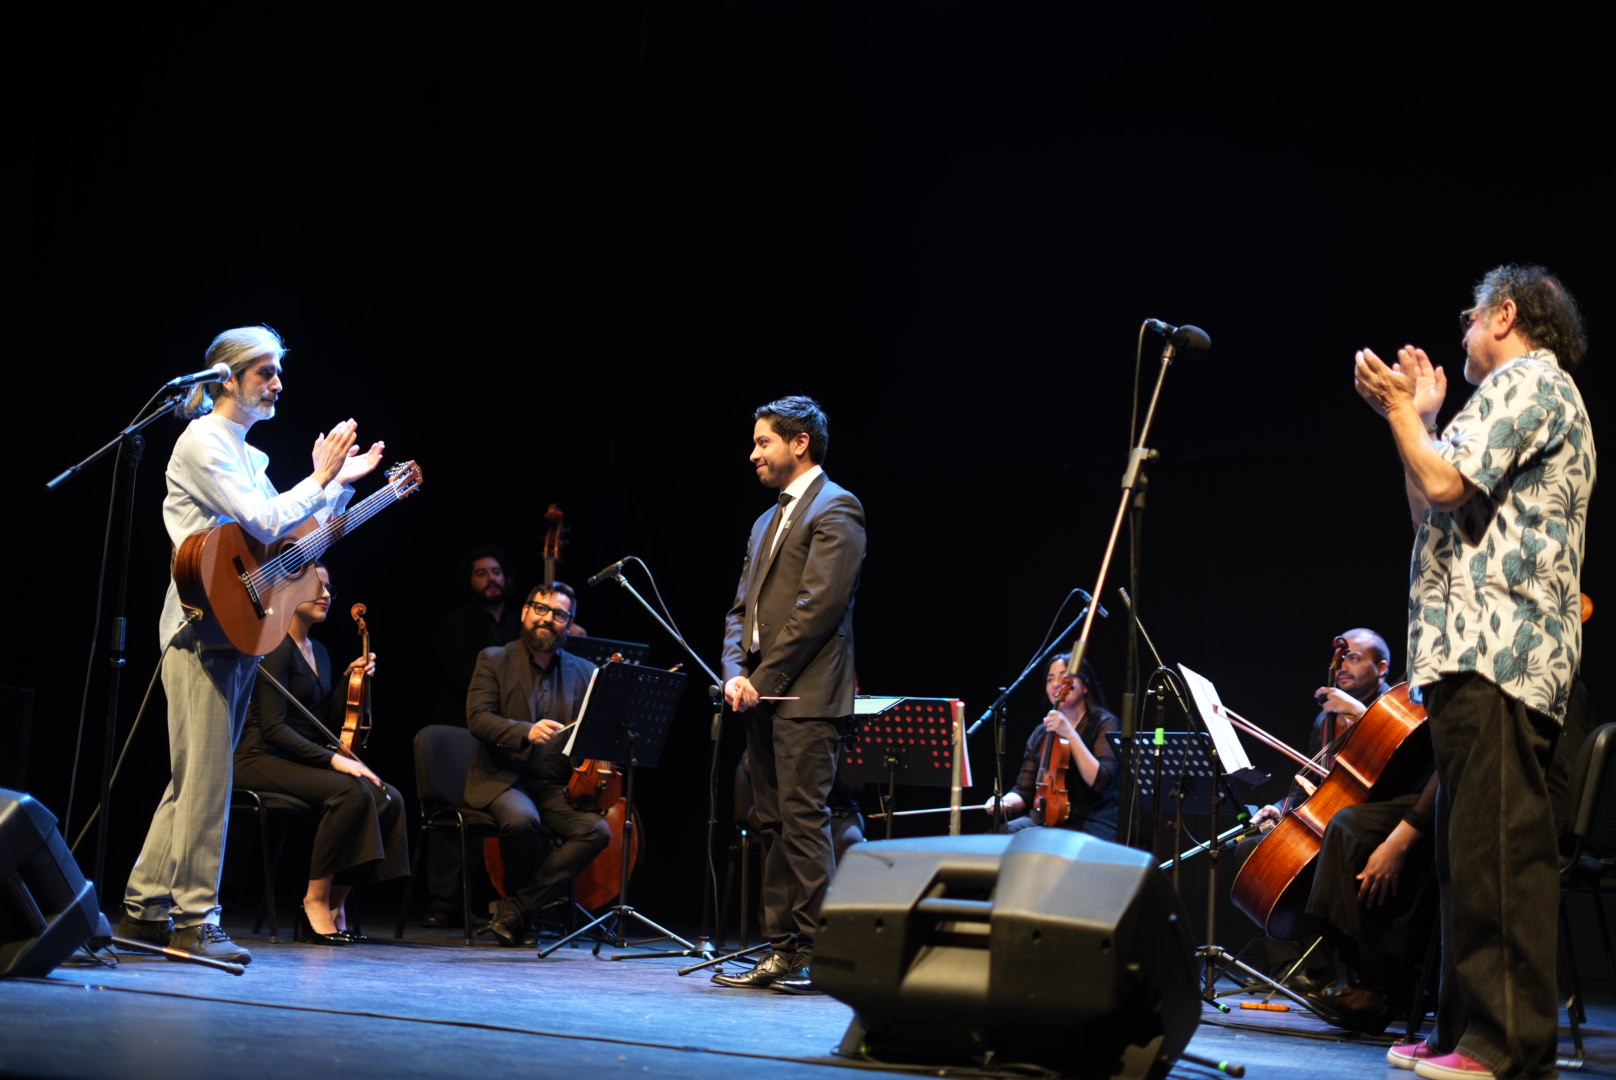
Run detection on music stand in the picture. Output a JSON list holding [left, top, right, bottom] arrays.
[[839, 697, 968, 840], [1107, 731, 1248, 811], [1140, 668, 1314, 1013], [1108, 731, 1258, 882], [563, 634, 651, 668], [540, 660, 689, 959]]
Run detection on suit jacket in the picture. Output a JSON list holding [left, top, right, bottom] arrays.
[[721, 473, 865, 719], [463, 640, 597, 809]]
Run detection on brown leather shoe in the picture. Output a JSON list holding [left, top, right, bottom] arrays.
[[711, 950, 793, 988]]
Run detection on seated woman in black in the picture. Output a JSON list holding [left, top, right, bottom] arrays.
[[989, 654, 1120, 841], [234, 563, 408, 944]]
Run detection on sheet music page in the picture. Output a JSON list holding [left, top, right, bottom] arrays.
[[1177, 663, 1256, 779], [560, 666, 602, 757]]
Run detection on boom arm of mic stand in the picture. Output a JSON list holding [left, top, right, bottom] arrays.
[[597, 568, 726, 959], [600, 573, 723, 690], [966, 606, 1089, 737]]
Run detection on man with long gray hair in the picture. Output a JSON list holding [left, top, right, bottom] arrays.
[[118, 325, 386, 962]]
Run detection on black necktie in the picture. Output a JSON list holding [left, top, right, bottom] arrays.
[[748, 492, 794, 648]]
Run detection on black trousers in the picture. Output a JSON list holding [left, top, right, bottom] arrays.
[[747, 711, 842, 953], [487, 780, 609, 915], [1426, 673, 1560, 1079], [232, 753, 409, 885]]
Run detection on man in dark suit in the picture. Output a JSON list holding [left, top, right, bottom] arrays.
[[464, 582, 608, 946], [717, 395, 866, 993]]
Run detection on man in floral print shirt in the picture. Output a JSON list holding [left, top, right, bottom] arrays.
[[1354, 265, 1594, 1080]]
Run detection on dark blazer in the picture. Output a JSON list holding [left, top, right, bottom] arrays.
[[463, 640, 597, 809], [721, 472, 865, 719]]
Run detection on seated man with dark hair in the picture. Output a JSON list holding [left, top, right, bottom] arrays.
[[464, 582, 609, 946]]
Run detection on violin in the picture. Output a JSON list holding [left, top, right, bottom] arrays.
[[340, 603, 373, 752], [1032, 671, 1076, 827]]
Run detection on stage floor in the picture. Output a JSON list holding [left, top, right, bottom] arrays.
[[2, 916, 1612, 1080]]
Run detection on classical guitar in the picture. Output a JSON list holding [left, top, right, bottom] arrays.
[[173, 461, 423, 656]]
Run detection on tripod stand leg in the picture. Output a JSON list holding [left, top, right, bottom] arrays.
[[678, 941, 769, 977], [1198, 946, 1322, 1017], [603, 907, 701, 960]]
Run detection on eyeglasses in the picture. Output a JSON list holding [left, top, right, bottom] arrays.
[[1460, 305, 1487, 333], [525, 601, 573, 623]]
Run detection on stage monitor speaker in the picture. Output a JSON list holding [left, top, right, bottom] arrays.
[[815, 828, 1200, 1080], [1, 789, 101, 978]]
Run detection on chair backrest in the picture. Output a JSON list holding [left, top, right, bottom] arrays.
[[1569, 722, 1616, 859], [413, 724, 479, 807]]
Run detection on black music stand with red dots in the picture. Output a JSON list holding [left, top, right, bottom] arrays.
[[839, 696, 971, 840]]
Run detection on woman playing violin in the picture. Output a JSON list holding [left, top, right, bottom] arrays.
[[989, 653, 1121, 841], [234, 562, 409, 944]]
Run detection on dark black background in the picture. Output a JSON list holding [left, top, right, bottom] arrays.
[[13, 4, 1607, 930]]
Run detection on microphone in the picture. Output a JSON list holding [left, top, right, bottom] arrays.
[[586, 558, 630, 586], [165, 362, 232, 388], [1142, 319, 1211, 353], [1075, 588, 1109, 619]]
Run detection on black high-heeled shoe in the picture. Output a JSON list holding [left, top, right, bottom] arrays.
[[295, 906, 352, 946], [335, 928, 369, 944]]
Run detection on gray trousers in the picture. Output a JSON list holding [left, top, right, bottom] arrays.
[[124, 626, 257, 927]]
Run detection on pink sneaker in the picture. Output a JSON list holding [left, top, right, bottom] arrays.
[[1388, 1041, 1436, 1070], [1414, 1050, 1496, 1080]]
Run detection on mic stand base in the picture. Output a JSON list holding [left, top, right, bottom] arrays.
[[1195, 945, 1327, 1018]]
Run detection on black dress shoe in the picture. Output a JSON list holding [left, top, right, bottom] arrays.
[[421, 911, 461, 929], [1303, 984, 1396, 1034], [772, 965, 823, 995], [711, 950, 792, 988], [482, 898, 528, 948], [335, 929, 370, 944], [294, 906, 352, 946]]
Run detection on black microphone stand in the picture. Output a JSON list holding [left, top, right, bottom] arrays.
[[1070, 323, 1203, 848], [965, 599, 1093, 831], [590, 559, 722, 961], [48, 388, 189, 910]]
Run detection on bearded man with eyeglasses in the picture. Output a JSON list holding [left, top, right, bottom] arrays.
[[464, 581, 608, 946]]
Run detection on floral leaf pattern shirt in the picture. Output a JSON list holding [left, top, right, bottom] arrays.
[[1408, 349, 1595, 724]]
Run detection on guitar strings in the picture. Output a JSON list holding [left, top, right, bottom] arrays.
[[245, 467, 419, 591]]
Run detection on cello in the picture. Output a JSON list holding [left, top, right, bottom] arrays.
[[1229, 662, 1430, 941], [541, 503, 587, 637]]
